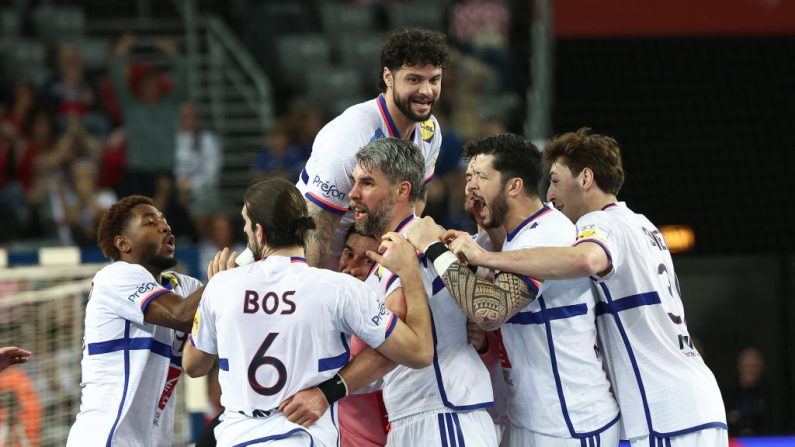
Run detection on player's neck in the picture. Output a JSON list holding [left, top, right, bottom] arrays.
[[380, 207, 415, 238], [504, 197, 545, 236], [262, 246, 305, 259], [383, 93, 418, 140], [587, 192, 619, 215]]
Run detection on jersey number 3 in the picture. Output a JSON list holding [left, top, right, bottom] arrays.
[[248, 332, 287, 396]]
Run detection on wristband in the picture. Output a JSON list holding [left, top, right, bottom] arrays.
[[425, 241, 458, 275], [317, 373, 348, 404]]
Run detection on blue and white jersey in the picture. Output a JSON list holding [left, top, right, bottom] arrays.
[[296, 95, 441, 269], [192, 256, 396, 446], [364, 215, 494, 421], [576, 202, 726, 440], [67, 262, 202, 447], [498, 206, 620, 439]]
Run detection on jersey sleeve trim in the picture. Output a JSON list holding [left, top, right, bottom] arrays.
[[140, 288, 170, 312], [495, 271, 540, 294], [384, 313, 398, 338], [423, 170, 435, 185], [305, 192, 349, 215], [574, 238, 613, 263]]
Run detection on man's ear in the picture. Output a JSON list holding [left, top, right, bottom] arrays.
[[114, 235, 131, 256], [506, 177, 524, 197], [256, 223, 267, 247], [580, 167, 595, 190], [383, 67, 393, 90]]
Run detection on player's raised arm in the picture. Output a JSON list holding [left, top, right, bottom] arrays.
[[366, 232, 434, 368], [304, 200, 343, 267]]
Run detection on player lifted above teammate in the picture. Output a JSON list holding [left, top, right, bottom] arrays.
[[296, 27, 450, 269], [183, 177, 434, 447], [440, 129, 728, 447]]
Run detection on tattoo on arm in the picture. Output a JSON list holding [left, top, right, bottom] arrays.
[[304, 201, 342, 268], [442, 263, 536, 331]]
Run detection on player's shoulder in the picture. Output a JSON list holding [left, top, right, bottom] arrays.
[[305, 266, 368, 293], [314, 98, 380, 142], [94, 261, 152, 283]]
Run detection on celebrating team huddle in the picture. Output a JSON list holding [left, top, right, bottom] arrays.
[[67, 27, 728, 447]]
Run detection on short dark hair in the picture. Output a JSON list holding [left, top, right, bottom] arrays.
[[543, 128, 625, 196], [355, 138, 425, 204], [244, 178, 316, 249], [379, 28, 450, 92], [97, 195, 153, 261], [464, 132, 543, 197]]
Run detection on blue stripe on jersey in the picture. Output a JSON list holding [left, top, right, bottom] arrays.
[[506, 303, 587, 325], [653, 421, 728, 439], [318, 333, 350, 372], [598, 282, 655, 434], [88, 336, 173, 358], [106, 321, 132, 447], [219, 358, 229, 371], [429, 313, 494, 411], [438, 413, 449, 447], [451, 413, 466, 446], [594, 291, 661, 316], [384, 314, 398, 338], [445, 413, 457, 447], [574, 238, 613, 264], [506, 205, 551, 242], [232, 427, 314, 447], [431, 276, 445, 295], [301, 168, 309, 184]]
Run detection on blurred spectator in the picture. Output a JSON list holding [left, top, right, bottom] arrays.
[[197, 213, 245, 282], [175, 101, 222, 215], [725, 347, 773, 436], [152, 174, 198, 245], [251, 124, 308, 181], [0, 127, 30, 240], [449, 0, 514, 89], [97, 127, 126, 193], [110, 34, 187, 197], [1, 81, 37, 139], [40, 43, 109, 138], [49, 158, 117, 246]]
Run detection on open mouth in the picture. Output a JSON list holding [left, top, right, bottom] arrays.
[[350, 203, 368, 221], [469, 195, 488, 221], [164, 235, 176, 251], [412, 97, 433, 110]]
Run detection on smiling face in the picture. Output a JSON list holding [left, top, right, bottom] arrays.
[[547, 159, 588, 222], [349, 163, 397, 237], [386, 63, 442, 122], [465, 154, 509, 229], [122, 204, 177, 272]]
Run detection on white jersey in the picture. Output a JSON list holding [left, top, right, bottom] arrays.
[[191, 256, 397, 446], [576, 202, 726, 440], [364, 215, 494, 421], [497, 205, 620, 439], [296, 95, 442, 269], [67, 262, 201, 447]]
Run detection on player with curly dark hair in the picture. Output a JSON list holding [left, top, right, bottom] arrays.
[[296, 27, 451, 278], [68, 195, 236, 447]]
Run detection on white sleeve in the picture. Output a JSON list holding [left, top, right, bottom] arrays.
[[336, 279, 397, 350], [299, 124, 362, 215], [575, 213, 620, 281], [94, 263, 170, 325], [190, 280, 217, 355]]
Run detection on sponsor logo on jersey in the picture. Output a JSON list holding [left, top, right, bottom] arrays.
[[376, 265, 384, 280], [370, 301, 390, 325], [421, 120, 435, 142], [127, 281, 159, 302], [312, 175, 346, 200], [577, 224, 608, 243]]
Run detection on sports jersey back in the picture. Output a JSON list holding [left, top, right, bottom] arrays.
[[499, 206, 619, 438], [364, 215, 493, 421], [67, 262, 201, 447], [575, 202, 726, 439], [191, 256, 396, 446], [296, 95, 441, 269]]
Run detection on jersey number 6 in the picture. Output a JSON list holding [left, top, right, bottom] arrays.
[[248, 332, 287, 396]]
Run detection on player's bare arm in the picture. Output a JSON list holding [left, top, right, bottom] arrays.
[[304, 200, 343, 267], [367, 232, 434, 368], [448, 233, 611, 280], [144, 247, 236, 332], [183, 338, 216, 378]]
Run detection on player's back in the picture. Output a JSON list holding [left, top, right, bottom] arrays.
[[204, 257, 384, 415], [577, 202, 726, 439]]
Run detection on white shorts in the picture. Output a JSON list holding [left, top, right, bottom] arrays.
[[216, 408, 339, 447], [504, 423, 620, 447], [629, 427, 728, 447], [387, 408, 498, 447]]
